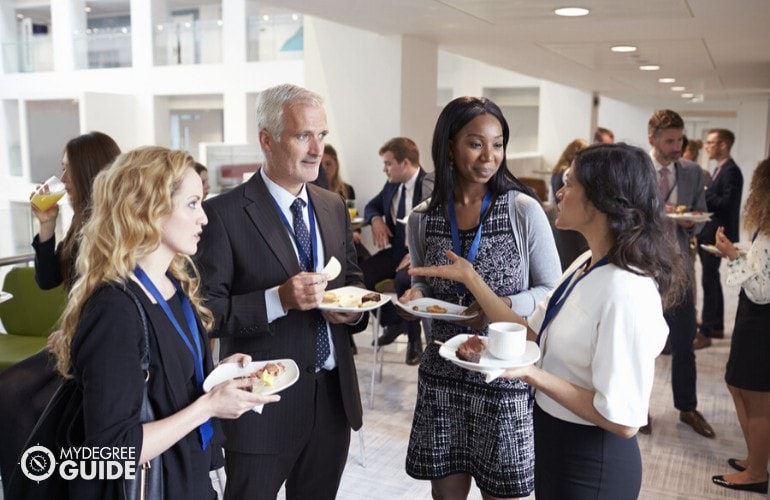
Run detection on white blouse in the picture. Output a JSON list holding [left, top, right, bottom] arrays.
[[528, 252, 668, 427], [725, 231, 770, 304]]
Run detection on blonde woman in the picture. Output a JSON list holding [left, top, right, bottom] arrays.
[[711, 157, 770, 494], [51, 147, 279, 499]]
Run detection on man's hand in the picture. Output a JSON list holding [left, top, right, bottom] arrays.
[[322, 310, 362, 324], [370, 217, 393, 249], [278, 272, 328, 311]]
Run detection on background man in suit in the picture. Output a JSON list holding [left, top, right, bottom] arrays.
[[695, 128, 744, 349], [362, 137, 432, 365], [196, 83, 367, 500], [643, 109, 714, 438]]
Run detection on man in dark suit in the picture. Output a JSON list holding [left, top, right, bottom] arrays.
[[196, 83, 367, 500], [362, 137, 432, 365], [642, 109, 714, 438], [695, 128, 744, 349]]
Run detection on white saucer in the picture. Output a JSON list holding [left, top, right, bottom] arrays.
[[438, 334, 540, 372]]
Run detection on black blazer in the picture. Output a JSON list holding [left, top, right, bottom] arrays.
[[196, 172, 366, 454], [699, 158, 743, 243], [70, 282, 221, 500]]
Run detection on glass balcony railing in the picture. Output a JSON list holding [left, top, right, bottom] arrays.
[[73, 27, 133, 69], [247, 14, 303, 62], [154, 19, 223, 66], [1, 35, 54, 73]]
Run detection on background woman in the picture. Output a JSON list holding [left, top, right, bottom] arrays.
[[403, 96, 560, 499], [322, 144, 355, 200], [0, 131, 121, 493], [51, 147, 279, 499], [412, 143, 685, 498], [711, 157, 770, 494], [194, 162, 211, 199], [32, 131, 121, 290], [549, 138, 588, 201]]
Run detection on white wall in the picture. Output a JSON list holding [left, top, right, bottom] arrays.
[[538, 81, 593, 169], [81, 92, 138, 150]]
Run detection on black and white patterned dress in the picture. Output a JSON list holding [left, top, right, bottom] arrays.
[[405, 192, 535, 498]]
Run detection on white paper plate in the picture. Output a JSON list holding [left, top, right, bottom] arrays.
[[318, 286, 391, 312], [351, 217, 365, 225], [395, 298, 478, 321], [0, 291, 13, 304], [666, 212, 712, 223], [438, 334, 540, 372], [203, 358, 299, 396]]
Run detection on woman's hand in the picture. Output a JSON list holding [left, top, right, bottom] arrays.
[[203, 377, 280, 419], [714, 226, 738, 261], [393, 287, 425, 321], [409, 250, 475, 284], [452, 301, 488, 330], [30, 186, 59, 242]]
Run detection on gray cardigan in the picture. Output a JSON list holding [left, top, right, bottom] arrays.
[[407, 190, 561, 318]]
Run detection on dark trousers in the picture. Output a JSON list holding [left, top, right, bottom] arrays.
[[698, 247, 724, 335], [361, 248, 421, 343], [534, 404, 641, 499], [664, 287, 698, 411], [224, 369, 350, 500]]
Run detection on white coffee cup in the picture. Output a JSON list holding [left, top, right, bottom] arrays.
[[487, 322, 527, 360]]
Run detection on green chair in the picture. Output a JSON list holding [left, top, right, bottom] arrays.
[[0, 267, 67, 372]]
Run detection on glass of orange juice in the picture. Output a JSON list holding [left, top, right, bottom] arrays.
[[31, 176, 66, 211], [345, 199, 357, 219]]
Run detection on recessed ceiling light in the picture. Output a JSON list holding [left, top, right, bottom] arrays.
[[681, 93, 694, 98], [658, 77, 676, 83], [639, 65, 660, 71], [671, 86, 686, 91], [611, 45, 637, 53], [554, 7, 590, 17]]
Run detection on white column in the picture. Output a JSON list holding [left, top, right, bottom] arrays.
[[51, 0, 85, 71], [222, 0, 249, 144], [399, 35, 438, 170], [130, 0, 154, 69]]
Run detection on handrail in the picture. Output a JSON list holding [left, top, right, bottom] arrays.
[[0, 253, 35, 268]]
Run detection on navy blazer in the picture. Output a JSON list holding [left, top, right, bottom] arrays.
[[196, 172, 365, 454], [699, 158, 743, 243], [363, 168, 429, 234]]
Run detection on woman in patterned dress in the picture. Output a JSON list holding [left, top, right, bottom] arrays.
[[402, 96, 560, 499], [412, 143, 686, 499], [711, 157, 770, 494]]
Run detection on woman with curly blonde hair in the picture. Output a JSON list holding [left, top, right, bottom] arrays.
[[711, 157, 770, 494], [51, 146, 279, 499]]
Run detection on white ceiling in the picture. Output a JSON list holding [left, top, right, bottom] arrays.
[[265, 0, 770, 107]]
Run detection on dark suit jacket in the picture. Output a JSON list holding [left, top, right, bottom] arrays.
[[363, 168, 429, 261], [699, 158, 743, 243], [196, 172, 365, 454]]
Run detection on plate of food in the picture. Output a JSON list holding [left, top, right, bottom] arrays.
[[0, 291, 12, 304], [666, 210, 712, 223], [318, 286, 390, 312], [699, 243, 747, 258], [203, 358, 299, 397], [438, 334, 540, 372], [395, 297, 477, 321]]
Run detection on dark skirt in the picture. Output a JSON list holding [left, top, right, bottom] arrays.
[[533, 403, 641, 500], [725, 289, 770, 391]]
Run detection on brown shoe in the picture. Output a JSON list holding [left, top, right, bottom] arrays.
[[680, 410, 715, 438], [709, 329, 725, 339], [693, 333, 712, 350]]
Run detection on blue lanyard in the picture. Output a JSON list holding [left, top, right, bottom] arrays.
[[273, 196, 319, 272], [536, 255, 609, 345], [133, 266, 213, 450], [448, 190, 493, 301]]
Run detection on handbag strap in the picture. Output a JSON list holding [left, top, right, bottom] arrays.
[[120, 284, 151, 373]]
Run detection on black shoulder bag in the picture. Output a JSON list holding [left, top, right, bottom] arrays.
[[6, 286, 164, 500]]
